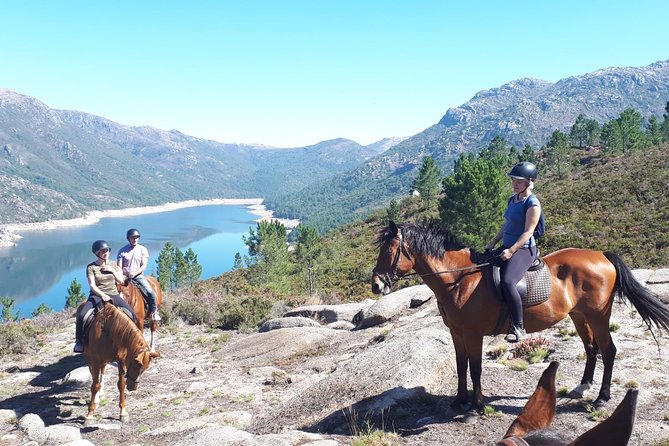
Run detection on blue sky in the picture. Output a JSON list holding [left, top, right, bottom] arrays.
[[2, 1, 667, 148]]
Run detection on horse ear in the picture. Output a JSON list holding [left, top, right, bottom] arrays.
[[569, 389, 638, 446], [389, 220, 398, 236], [503, 361, 559, 439]]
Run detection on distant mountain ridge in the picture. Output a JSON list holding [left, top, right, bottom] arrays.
[[269, 60, 669, 230], [0, 88, 399, 225]]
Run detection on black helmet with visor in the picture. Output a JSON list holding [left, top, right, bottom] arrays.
[[92, 240, 110, 256], [508, 162, 538, 181]]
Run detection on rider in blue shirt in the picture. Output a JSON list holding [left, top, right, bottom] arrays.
[[486, 162, 542, 342]]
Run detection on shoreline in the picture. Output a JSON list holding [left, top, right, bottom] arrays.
[[0, 198, 300, 248]]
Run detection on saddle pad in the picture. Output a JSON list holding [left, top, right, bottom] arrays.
[[523, 266, 552, 306]]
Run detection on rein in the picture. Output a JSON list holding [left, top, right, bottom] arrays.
[[400, 262, 492, 280]]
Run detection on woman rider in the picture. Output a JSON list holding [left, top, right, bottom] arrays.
[[486, 162, 542, 343], [73, 240, 137, 353]]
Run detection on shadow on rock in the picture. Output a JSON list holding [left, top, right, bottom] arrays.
[[303, 386, 458, 437]]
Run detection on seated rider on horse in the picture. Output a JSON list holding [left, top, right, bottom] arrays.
[[486, 161, 542, 343], [117, 228, 161, 321], [74, 240, 137, 353]]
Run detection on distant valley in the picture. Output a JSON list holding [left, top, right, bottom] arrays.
[[2, 59, 669, 230]]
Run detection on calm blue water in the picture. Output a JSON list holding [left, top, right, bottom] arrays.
[[0, 204, 258, 318]]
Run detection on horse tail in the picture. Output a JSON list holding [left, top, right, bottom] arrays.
[[604, 251, 669, 334]]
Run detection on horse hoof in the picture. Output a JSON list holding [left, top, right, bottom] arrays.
[[120, 414, 130, 423], [83, 416, 96, 427], [593, 398, 609, 409], [462, 410, 479, 424]]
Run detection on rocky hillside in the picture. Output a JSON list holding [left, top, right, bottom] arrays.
[[272, 60, 669, 230], [0, 88, 396, 225], [2, 270, 669, 446]]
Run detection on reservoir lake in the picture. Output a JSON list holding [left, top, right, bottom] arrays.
[[0, 203, 260, 318]]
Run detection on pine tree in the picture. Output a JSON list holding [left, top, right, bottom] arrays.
[[570, 114, 588, 148], [617, 108, 646, 152], [243, 220, 292, 292], [156, 242, 177, 291], [32, 303, 53, 317], [233, 252, 243, 270], [295, 225, 322, 295], [439, 152, 509, 249], [546, 130, 571, 178], [646, 115, 663, 146], [386, 199, 401, 224], [411, 156, 441, 209], [661, 101, 669, 142], [0, 297, 19, 322], [602, 120, 623, 153], [585, 118, 601, 146], [65, 278, 86, 309], [182, 248, 202, 286]]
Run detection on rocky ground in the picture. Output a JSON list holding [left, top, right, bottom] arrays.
[[2, 270, 669, 446]]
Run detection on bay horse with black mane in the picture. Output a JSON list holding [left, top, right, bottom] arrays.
[[83, 303, 160, 424], [372, 221, 669, 416], [118, 275, 162, 351]]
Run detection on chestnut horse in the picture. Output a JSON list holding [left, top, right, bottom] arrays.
[[372, 221, 669, 415], [83, 303, 160, 424], [118, 276, 162, 351], [498, 361, 637, 445]]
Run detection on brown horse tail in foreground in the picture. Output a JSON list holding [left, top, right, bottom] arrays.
[[497, 361, 638, 445], [118, 275, 163, 351], [83, 303, 160, 424], [372, 221, 669, 416]]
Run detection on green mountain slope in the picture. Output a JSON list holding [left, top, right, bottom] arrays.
[[270, 60, 669, 232], [0, 89, 393, 224]]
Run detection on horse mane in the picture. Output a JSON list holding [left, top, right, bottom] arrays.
[[100, 305, 148, 353], [376, 221, 466, 258]]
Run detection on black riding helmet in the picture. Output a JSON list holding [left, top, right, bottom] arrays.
[[92, 240, 110, 255], [126, 228, 141, 240], [508, 161, 538, 180]]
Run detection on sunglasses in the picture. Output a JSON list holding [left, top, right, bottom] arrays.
[[98, 248, 110, 253]]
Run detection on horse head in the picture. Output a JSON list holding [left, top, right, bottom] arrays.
[[126, 349, 161, 391], [372, 221, 415, 295], [497, 361, 638, 445]]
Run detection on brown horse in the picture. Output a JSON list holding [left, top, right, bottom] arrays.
[[372, 221, 669, 415], [83, 303, 160, 424], [118, 276, 162, 351], [498, 361, 637, 445]]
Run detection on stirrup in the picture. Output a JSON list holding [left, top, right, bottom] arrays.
[[505, 325, 526, 343], [151, 312, 162, 321]]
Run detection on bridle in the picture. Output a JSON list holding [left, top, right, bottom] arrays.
[[372, 229, 412, 289], [372, 228, 494, 290]]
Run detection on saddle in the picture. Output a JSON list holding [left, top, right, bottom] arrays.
[[82, 297, 135, 340], [128, 278, 151, 313], [488, 256, 552, 307], [474, 249, 553, 336]]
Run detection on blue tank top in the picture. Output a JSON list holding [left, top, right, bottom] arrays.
[[502, 194, 540, 248]]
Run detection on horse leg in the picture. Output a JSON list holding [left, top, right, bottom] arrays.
[[465, 334, 485, 414], [590, 317, 617, 408], [450, 333, 469, 410], [568, 313, 598, 398], [117, 363, 129, 423], [86, 364, 102, 424], [149, 325, 159, 352]]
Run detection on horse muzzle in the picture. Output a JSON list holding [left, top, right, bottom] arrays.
[[371, 273, 392, 295]]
